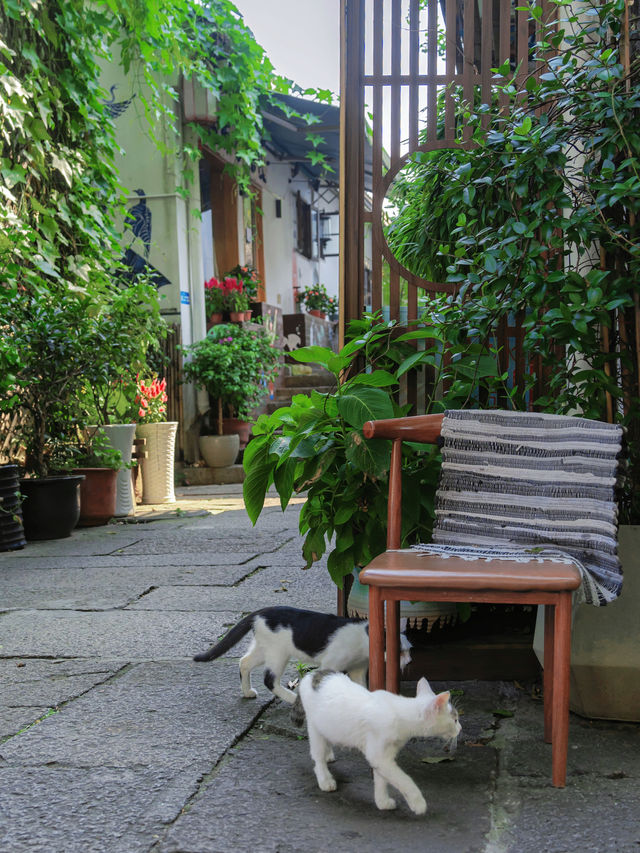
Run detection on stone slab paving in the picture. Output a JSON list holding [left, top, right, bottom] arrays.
[[0, 609, 240, 659], [158, 691, 497, 853], [1, 484, 639, 853]]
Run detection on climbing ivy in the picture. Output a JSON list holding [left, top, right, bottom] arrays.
[[0, 0, 330, 302]]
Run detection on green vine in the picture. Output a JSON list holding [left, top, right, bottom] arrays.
[[385, 0, 640, 521]]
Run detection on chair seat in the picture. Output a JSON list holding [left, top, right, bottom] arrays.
[[359, 549, 582, 593]]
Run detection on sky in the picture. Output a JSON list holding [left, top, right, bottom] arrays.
[[232, 0, 341, 97]]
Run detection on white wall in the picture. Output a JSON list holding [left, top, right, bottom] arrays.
[[260, 161, 339, 314]]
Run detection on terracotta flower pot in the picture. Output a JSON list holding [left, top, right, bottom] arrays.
[[222, 418, 252, 450], [73, 467, 118, 527], [229, 311, 244, 322], [206, 312, 223, 330], [308, 309, 326, 319]]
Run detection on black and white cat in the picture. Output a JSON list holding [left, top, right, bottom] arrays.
[[193, 606, 412, 704], [292, 670, 460, 815]]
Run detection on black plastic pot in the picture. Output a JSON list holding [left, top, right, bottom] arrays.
[[0, 464, 26, 551], [19, 474, 85, 541]]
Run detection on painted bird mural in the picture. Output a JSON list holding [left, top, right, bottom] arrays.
[[102, 85, 135, 119], [125, 189, 152, 259], [120, 189, 170, 290]]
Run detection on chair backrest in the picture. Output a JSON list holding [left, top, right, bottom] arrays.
[[362, 413, 443, 550], [363, 410, 623, 605]]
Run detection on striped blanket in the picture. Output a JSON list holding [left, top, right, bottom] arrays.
[[412, 409, 623, 605]]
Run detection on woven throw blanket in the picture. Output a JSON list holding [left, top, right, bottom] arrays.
[[413, 409, 623, 606]]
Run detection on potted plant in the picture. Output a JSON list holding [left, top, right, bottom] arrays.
[[70, 428, 123, 527], [296, 283, 337, 320], [0, 287, 108, 539], [242, 315, 442, 584], [130, 375, 178, 504], [224, 278, 251, 322], [224, 264, 261, 303], [75, 278, 167, 517], [204, 276, 227, 326], [181, 322, 281, 467]]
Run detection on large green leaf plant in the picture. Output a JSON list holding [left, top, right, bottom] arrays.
[[243, 316, 441, 587]]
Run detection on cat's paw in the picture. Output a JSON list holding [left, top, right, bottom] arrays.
[[375, 795, 397, 811], [243, 688, 258, 699], [318, 777, 337, 792], [407, 794, 427, 816]]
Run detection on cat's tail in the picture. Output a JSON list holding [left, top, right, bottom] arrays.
[[290, 693, 305, 728], [193, 612, 256, 662]]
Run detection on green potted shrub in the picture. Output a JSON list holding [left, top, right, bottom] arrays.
[[0, 288, 96, 539], [242, 315, 441, 583], [75, 278, 167, 516], [181, 323, 281, 467], [70, 429, 124, 527]]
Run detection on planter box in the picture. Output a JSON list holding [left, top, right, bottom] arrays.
[[534, 525, 640, 721]]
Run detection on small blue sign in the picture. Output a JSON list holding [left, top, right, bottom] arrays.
[[180, 290, 190, 305]]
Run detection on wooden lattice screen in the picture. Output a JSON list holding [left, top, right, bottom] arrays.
[[339, 0, 638, 421], [339, 0, 545, 323], [338, 0, 556, 409]]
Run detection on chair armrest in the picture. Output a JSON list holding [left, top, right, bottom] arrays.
[[362, 413, 444, 443]]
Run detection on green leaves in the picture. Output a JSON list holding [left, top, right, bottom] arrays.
[[242, 314, 441, 580], [336, 386, 395, 429]]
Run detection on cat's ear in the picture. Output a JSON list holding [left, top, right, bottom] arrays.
[[416, 677, 435, 697], [433, 691, 451, 711]]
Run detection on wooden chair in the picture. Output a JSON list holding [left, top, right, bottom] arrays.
[[358, 412, 584, 788]]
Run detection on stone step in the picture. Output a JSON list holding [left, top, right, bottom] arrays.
[[273, 385, 335, 400], [282, 371, 335, 388]]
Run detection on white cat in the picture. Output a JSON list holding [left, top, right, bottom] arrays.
[[193, 606, 412, 704], [292, 670, 460, 815]]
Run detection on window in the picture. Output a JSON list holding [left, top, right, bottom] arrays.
[[296, 192, 312, 258]]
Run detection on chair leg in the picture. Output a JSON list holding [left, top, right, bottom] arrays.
[[386, 599, 400, 693], [551, 592, 572, 788], [543, 604, 555, 744], [368, 587, 385, 691]]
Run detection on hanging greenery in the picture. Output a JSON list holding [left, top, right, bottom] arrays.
[[0, 0, 330, 471]]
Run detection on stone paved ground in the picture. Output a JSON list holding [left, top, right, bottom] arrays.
[[1, 485, 639, 852]]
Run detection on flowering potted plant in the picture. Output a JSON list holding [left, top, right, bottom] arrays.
[[297, 283, 337, 319], [224, 264, 261, 301], [224, 278, 251, 321], [204, 277, 226, 325], [130, 376, 178, 504]]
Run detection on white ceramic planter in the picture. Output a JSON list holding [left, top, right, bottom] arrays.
[[136, 422, 178, 504], [199, 434, 239, 468], [534, 525, 640, 721], [95, 424, 136, 517]]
